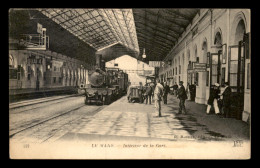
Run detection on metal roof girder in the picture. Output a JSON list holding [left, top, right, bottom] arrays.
[[85, 10, 114, 46], [121, 9, 138, 53], [135, 21, 179, 40], [136, 28, 176, 45], [111, 9, 132, 50], [102, 9, 127, 48], [144, 9, 187, 29]]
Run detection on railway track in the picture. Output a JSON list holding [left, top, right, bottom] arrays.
[[9, 94, 83, 110], [10, 105, 107, 144], [10, 104, 87, 138], [9, 89, 78, 104]]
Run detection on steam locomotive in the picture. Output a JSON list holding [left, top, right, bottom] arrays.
[[83, 67, 128, 105], [80, 54, 128, 105]]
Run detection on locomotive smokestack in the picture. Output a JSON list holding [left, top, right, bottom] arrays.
[[101, 59, 105, 71]]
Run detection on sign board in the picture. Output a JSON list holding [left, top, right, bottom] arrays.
[[194, 69, 207, 72], [37, 23, 43, 34], [193, 63, 207, 72], [149, 61, 165, 67], [193, 63, 207, 69]]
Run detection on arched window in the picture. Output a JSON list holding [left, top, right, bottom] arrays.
[[234, 20, 246, 44], [214, 31, 222, 46]]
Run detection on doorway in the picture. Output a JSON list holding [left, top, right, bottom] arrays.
[[228, 19, 247, 120]]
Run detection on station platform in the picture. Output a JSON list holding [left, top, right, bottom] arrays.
[[60, 94, 250, 142], [9, 86, 78, 103]]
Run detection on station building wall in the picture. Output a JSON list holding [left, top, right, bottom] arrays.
[[159, 9, 251, 122]]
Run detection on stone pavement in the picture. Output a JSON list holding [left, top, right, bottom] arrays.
[[61, 94, 250, 142]]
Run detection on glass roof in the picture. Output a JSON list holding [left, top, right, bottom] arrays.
[[39, 9, 139, 55]]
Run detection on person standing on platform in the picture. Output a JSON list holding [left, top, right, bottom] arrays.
[[219, 82, 232, 118], [186, 82, 191, 100], [138, 82, 144, 103], [206, 83, 221, 115], [154, 79, 164, 117], [150, 82, 155, 103], [177, 81, 187, 114], [189, 83, 196, 101], [193, 82, 197, 100], [163, 82, 170, 104], [145, 83, 152, 105], [173, 82, 178, 97]]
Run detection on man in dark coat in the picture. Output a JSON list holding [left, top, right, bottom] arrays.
[[163, 82, 170, 104], [177, 81, 188, 114], [173, 82, 178, 97], [219, 82, 232, 118], [189, 82, 196, 101], [144, 83, 153, 104], [138, 82, 144, 103], [150, 82, 155, 102]]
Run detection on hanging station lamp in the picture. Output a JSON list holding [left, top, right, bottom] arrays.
[[142, 48, 146, 59]]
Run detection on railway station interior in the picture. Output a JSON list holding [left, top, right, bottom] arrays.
[[9, 8, 251, 158]]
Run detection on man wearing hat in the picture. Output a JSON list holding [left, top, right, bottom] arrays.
[[219, 82, 232, 118], [206, 83, 221, 115], [163, 82, 170, 104], [177, 81, 188, 114], [154, 78, 164, 117]]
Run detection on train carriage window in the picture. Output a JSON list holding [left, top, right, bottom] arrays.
[[44, 72, 46, 81], [27, 74, 31, 80], [9, 69, 17, 79], [9, 54, 14, 68], [27, 66, 31, 80]]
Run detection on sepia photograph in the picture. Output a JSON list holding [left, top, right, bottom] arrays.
[[9, 8, 251, 159]]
